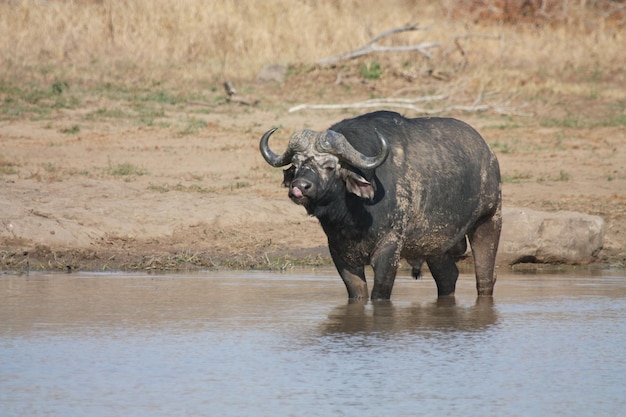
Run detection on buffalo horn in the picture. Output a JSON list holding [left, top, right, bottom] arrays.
[[317, 130, 389, 170], [260, 128, 312, 167]]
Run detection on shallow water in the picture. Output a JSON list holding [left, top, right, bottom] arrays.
[[1, 268, 625, 417]]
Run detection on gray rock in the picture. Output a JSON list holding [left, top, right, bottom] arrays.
[[498, 207, 605, 265], [256, 64, 288, 83]]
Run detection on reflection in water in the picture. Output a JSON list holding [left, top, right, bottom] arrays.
[[1, 271, 625, 417], [322, 297, 498, 336]]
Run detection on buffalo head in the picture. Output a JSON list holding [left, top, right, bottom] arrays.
[[260, 128, 389, 212]]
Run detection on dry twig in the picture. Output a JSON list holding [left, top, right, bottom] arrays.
[[288, 95, 447, 113], [186, 80, 258, 107], [223, 80, 258, 106], [317, 23, 440, 66], [288, 93, 531, 117]]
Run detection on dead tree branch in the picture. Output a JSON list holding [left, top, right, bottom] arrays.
[[288, 95, 448, 113], [288, 94, 531, 117], [223, 80, 258, 106], [317, 23, 439, 66]]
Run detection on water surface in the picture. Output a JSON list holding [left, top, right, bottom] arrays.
[[1, 269, 625, 416]]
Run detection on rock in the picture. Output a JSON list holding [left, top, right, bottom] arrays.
[[498, 207, 605, 265], [256, 64, 288, 83]]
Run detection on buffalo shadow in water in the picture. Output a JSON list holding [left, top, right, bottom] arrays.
[[319, 297, 498, 337]]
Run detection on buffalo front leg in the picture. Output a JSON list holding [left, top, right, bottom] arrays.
[[370, 243, 401, 300], [426, 253, 459, 297], [468, 207, 502, 296], [330, 247, 369, 299]]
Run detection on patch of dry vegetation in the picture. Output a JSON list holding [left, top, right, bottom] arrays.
[[0, 0, 623, 92]]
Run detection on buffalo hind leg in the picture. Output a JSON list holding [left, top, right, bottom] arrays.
[[416, 239, 467, 284], [468, 208, 502, 296], [426, 253, 459, 297]]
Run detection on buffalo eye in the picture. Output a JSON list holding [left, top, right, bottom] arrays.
[[322, 162, 336, 172], [282, 166, 295, 187]]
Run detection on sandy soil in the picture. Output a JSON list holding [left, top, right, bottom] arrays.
[[1, 75, 625, 272]]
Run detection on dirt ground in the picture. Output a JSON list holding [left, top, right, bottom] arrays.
[[1, 72, 625, 273]]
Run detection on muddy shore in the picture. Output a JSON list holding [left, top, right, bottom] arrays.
[[1, 76, 625, 273]]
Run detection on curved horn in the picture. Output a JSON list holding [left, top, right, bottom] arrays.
[[260, 128, 317, 167], [260, 128, 289, 167], [316, 129, 389, 170]]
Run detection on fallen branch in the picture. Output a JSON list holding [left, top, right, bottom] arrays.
[[222, 80, 258, 106], [288, 95, 448, 113], [289, 102, 488, 114], [187, 81, 259, 107], [288, 95, 531, 117], [317, 23, 439, 66]]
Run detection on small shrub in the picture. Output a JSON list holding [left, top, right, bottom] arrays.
[[359, 61, 382, 80], [59, 124, 80, 134], [502, 171, 532, 183], [107, 160, 147, 176], [180, 117, 207, 135], [51, 80, 69, 95], [0, 158, 19, 175]]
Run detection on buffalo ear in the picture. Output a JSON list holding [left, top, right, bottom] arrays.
[[344, 170, 375, 200]]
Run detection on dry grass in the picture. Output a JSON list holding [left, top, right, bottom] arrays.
[[0, 0, 623, 93]]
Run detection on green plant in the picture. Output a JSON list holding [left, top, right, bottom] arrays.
[[148, 183, 170, 193], [51, 80, 69, 95], [490, 140, 514, 154], [540, 116, 583, 128], [148, 182, 214, 193], [600, 113, 626, 127], [180, 117, 207, 135], [486, 121, 522, 130], [0, 158, 19, 175], [43, 162, 58, 173], [136, 89, 180, 105], [86, 107, 128, 119], [106, 159, 147, 176], [501, 171, 532, 183], [0, 80, 80, 119], [359, 61, 382, 80], [557, 170, 570, 181], [59, 124, 80, 134], [536, 170, 570, 183], [136, 105, 166, 126], [226, 181, 250, 191]]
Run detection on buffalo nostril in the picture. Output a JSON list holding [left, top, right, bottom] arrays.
[[292, 179, 312, 190], [290, 179, 313, 199]]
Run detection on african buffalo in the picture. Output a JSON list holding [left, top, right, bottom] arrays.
[[260, 111, 501, 300]]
